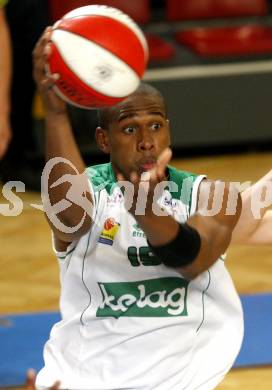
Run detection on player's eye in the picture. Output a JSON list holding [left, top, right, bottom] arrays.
[[150, 123, 161, 131], [123, 126, 137, 134]]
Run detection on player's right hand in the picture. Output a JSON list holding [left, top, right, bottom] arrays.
[[32, 27, 66, 115], [117, 148, 172, 216]]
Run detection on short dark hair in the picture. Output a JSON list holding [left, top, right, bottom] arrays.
[[97, 82, 166, 130]]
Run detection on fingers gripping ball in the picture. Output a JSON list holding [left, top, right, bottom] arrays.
[[46, 5, 149, 109]]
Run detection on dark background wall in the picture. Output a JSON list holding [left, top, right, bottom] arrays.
[[147, 71, 272, 149]]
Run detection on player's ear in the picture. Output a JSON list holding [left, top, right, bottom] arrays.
[[95, 126, 110, 154]]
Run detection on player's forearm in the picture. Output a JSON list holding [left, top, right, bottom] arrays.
[[231, 170, 272, 244], [136, 184, 240, 280], [134, 212, 201, 280], [33, 27, 93, 240], [181, 213, 233, 279], [135, 212, 179, 246], [135, 212, 202, 279], [0, 9, 12, 116], [44, 111, 92, 238], [183, 186, 241, 278], [240, 210, 272, 245]]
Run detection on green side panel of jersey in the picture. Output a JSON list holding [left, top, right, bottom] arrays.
[[0, 0, 8, 7], [168, 165, 198, 208], [86, 163, 117, 195]]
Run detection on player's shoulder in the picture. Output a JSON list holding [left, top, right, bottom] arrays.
[[86, 162, 117, 194]]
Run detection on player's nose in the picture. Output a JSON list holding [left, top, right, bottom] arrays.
[[137, 127, 154, 151]]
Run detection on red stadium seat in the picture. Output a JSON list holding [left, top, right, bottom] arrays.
[[48, 0, 175, 62], [176, 25, 272, 56], [166, 0, 269, 21], [166, 0, 272, 57], [146, 34, 176, 61]]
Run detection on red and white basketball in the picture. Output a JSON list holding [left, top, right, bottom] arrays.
[[47, 5, 149, 109]]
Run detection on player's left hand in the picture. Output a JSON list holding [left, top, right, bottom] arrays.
[[33, 27, 66, 116], [117, 147, 172, 215], [25, 369, 60, 390]]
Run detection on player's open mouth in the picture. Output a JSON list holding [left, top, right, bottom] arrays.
[[139, 161, 156, 173], [141, 163, 156, 171]]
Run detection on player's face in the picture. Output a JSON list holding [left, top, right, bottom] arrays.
[[101, 94, 170, 179]]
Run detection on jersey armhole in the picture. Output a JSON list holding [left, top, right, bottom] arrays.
[[52, 233, 77, 261], [190, 175, 206, 215]]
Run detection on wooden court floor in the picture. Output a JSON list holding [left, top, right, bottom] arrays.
[[0, 151, 272, 390]]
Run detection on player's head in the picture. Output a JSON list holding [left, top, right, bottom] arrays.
[[96, 83, 170, 179], [97, 83, 168, 129]]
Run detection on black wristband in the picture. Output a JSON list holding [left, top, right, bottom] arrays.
[[148, 223, 201, 268]]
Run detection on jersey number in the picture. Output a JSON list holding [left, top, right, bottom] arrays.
[[127, 246, 162, 267]]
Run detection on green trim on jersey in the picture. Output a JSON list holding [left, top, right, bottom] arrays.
[[87, 163, 199, 209], [0, 0, 8, 7], [57, 246, 76, 260], [168, 166, 198, 208], [86, 163, 117, 195]]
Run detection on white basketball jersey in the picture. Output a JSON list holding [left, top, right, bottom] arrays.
[[36, 163, 243, 390]]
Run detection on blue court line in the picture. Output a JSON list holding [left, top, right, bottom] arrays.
[[0, 294, 271, 387]]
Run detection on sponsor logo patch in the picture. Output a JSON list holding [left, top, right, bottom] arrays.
[[98, 217, 120, 245], [97, 277, 189, 318]]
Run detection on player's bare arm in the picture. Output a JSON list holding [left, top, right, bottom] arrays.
[[231, 169, 272, 245], [237, 210, 272, 245], [32, 28, 93, 246], [120, 150, 241, 280], [183, 179, 241, 278]]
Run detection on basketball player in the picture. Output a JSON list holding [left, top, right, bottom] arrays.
[[33, 28, 243, 390]]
